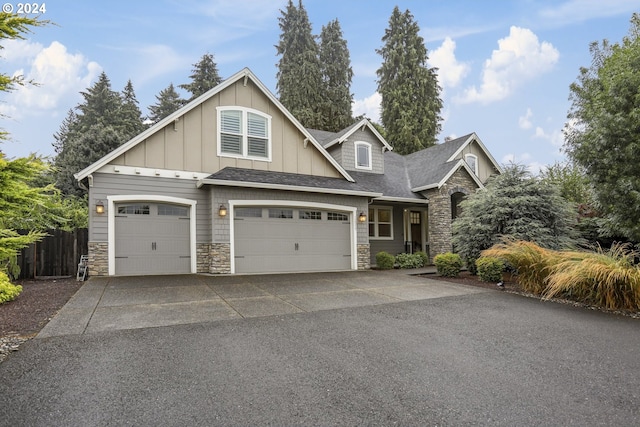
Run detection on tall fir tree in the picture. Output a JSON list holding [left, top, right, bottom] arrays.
[[179, 53, 223, 101], [318, 19, 354, 132], [276, 0, 324, 129], [53, 73, 144, 196], [376, 7, 443, 154], [120, 79, 146, 136], [147, 83, 185, 124]]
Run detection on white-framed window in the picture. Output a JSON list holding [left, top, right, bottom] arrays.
[[217, 107, 271, 161], [465, 154, 478, 175], [355, 141, 372, 170], [368, 206, 393, 240]]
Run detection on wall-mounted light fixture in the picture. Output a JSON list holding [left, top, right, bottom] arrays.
[[358, 212, 367, 223], [95, 200, 105, 214], [218, 204, 228, 217]]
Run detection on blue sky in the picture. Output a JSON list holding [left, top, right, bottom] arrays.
[[0, 0, 637, 173]]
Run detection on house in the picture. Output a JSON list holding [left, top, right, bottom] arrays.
[[75, 68, 501, 276]]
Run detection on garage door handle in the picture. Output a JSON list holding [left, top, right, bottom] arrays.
[[152, 242, 156, 251], [295, 243, 299, 251]]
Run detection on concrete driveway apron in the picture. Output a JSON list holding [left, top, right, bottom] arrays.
[[37, 270, 488, 338]]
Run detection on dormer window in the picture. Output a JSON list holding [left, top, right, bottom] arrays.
[[355, 141, 372, 170], [465, 154, 478, 175], [217, 106, 271, 161]]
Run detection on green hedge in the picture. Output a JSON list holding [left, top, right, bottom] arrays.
[[434, 252, 462, 277], [0, 272, 22, 304], [375, 251, 395, 270], [476, 257, 504, 282]]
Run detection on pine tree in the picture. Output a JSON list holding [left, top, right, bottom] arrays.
[[376, 7, 443, 154], [120, 79, 146, 137], [147, 83, 185, 124], [179, 53, 223, 101], [319, 19, 354, 132], [53, 73, 141, 196], [276, 0, 323, 129]]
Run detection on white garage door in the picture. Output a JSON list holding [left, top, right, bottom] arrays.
[[114, 203, 191, 275], [234, 207, 352, 274]]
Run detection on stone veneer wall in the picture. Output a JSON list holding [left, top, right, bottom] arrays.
[[210, 243, 231, 274], [357, 244, 370, 270], [88, 242, 108, 276], [196, 243, 211, 273], [425, 169, 479, 262]]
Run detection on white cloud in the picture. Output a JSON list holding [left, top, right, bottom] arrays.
[[0, 40, 101, 117], [429, 37, 470, 89], [353, 92, 381, 123], [533, 125, 565, 148], [456, 27, 559, 104], [539, 0, 639, 25], [519, 108, 533, 130]]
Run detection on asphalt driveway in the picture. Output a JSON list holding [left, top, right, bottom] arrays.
[[2, 271, 639, 425], [38, 270, 487, 337]]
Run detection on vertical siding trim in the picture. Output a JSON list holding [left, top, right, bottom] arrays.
[[106, 195, 198, 275]]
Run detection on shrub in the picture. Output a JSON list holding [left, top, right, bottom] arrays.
[[465, 257, 478, 275], [395, 253, 424, 269], [415, 251, 429, 267], [544, 243, 640, 311], [434, 252, 462, 277], [375, 251, 395, 270], [476, 257, 504, 282], [0, 272, 22, 304]]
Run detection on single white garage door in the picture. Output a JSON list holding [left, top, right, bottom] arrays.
[[114, 203, 190, 275], [234, 207, 352, 274]]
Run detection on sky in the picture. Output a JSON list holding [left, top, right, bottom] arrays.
[[0, 0, 637, 173]]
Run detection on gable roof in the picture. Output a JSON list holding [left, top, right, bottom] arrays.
[[310, 118, 393, 152], [75, 67, 354, 182]]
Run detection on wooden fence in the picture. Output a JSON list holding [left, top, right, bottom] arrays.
[[16, 229, 88, 279]]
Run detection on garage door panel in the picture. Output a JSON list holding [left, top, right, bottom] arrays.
[[234, 207, 352, 274], [115, 203, 190, 276]]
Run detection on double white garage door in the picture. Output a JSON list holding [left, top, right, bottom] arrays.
[[114, 203, 352, 275], [233, 206, 352, 274]]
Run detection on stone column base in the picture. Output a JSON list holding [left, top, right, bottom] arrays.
[[210, 243, 231, 274], [88, 242, 108, 276], [357, 244, 370, 270]]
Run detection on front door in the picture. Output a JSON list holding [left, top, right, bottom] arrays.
[[404, 210, 427, 254]]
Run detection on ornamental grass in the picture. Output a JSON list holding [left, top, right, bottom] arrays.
[[481, 240, 562, 295], [544, 243, 640, 311]]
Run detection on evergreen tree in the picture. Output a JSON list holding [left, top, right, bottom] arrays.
[[120, 79, 146, 136], [147, 83, 185, 124], [53, 73, 142, 196], [179, 53, 223, 101], [276, 0, 324, 129], [376, 7, 443, 154], [452, 164, 579, 268], [318, 19, 353, 132]]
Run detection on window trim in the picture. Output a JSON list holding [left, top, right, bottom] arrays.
[[465, 153, 478, 175], [217, 106, 272, 162], [354, 141, 373, 170], [368, 206, 393, 240]]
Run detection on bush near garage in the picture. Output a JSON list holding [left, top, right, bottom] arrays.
[[0, 272, 22, 304], [375, 251, 395, 270], [395, 252, 425, 269], [434, 252, 462, 277], [476, 257, 504, 282]]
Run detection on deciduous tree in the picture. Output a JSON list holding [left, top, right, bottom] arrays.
[[564, 13, 640, 241]]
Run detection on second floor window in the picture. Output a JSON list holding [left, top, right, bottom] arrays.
[[218, 107, 271, 161], [355, 141, 372, 170]]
